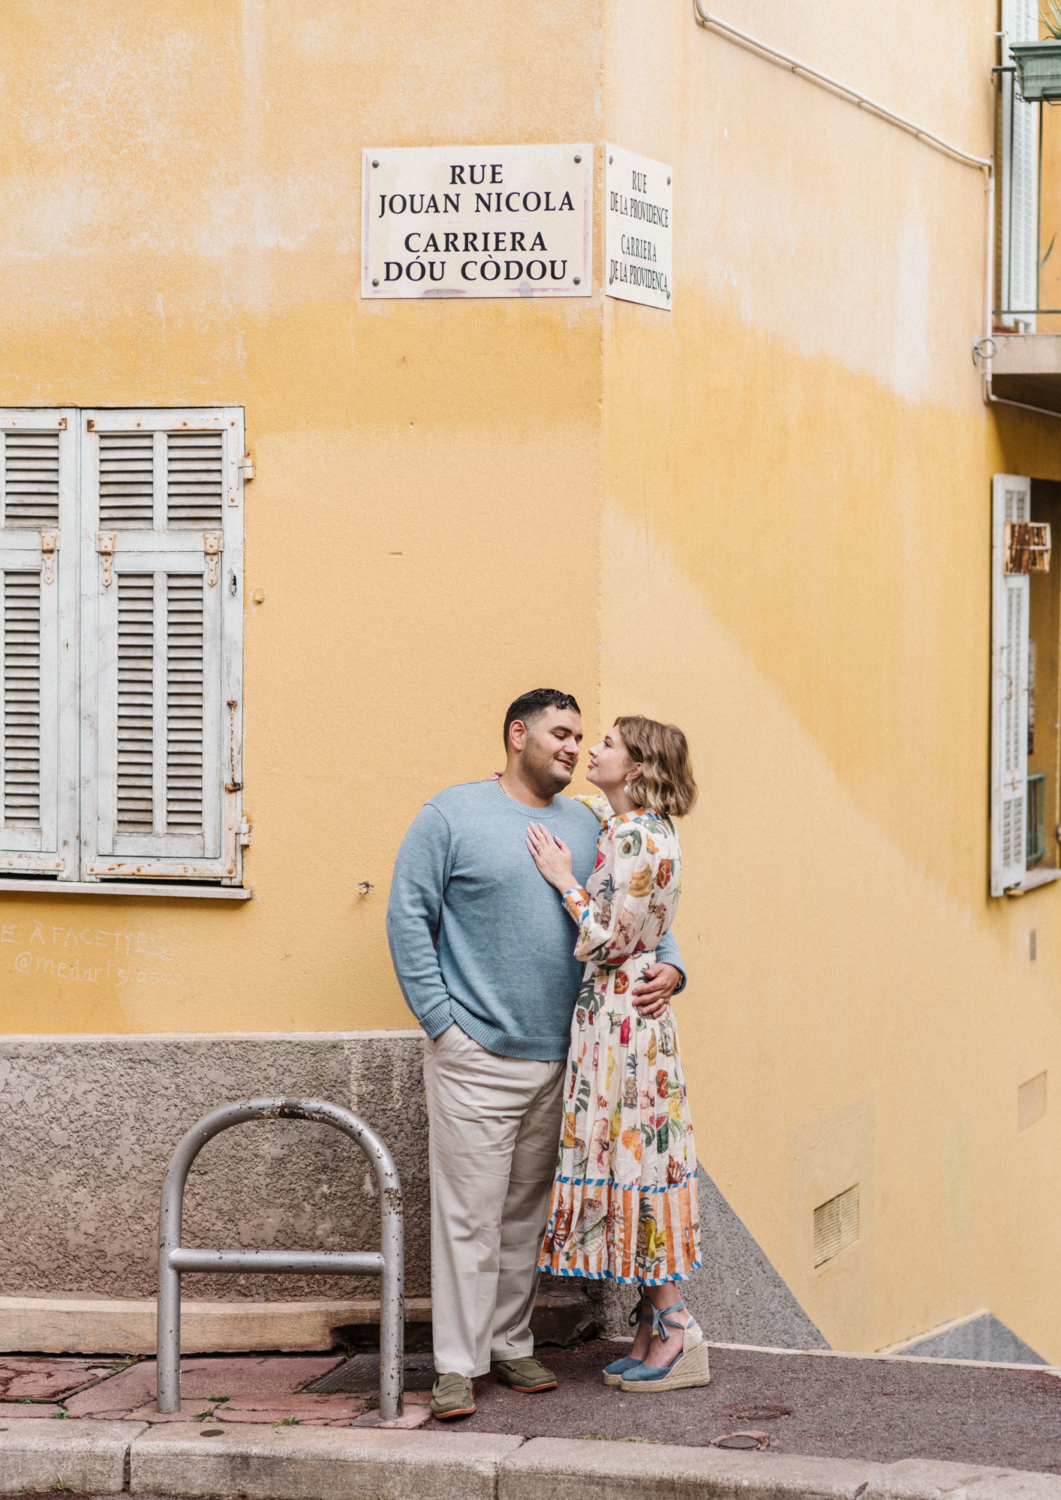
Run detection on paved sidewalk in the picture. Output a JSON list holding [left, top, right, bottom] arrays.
[[446, 1339, 1061, 1473], [0, 1341, 1059, 1498]]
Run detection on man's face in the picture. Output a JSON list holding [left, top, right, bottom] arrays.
[[519, 708, 583, 796]]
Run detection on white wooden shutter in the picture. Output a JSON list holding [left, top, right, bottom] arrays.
[[1001, 0, 1040, 325], [0, 410, 78, 877], [991, 474, 1032, 896], [80, 409, 245, 883]]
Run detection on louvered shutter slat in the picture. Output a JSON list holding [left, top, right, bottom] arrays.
[[116, 574, 155, 829], [3, 573, 41, 826], [167, 432, 224, 528], [1001, 0, 1040, 323], [3, 432, 61, 528], [165, 575, 204, 831], [0, 410, 77, 874], [991, 475, 1031, 895], [99, 433, 155, 528], [81, 408, 244, 881]]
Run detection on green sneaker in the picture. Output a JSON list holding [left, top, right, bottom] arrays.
[[490, 1356, 557, 1392], [430, 1372, 476, 1419]]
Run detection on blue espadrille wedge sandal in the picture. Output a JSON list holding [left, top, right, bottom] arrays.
[[602, 1291, 654, 1386], [617, 1299, 710, 1392]]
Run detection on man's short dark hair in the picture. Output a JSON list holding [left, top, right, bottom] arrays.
[[503, 688, 581, 748]]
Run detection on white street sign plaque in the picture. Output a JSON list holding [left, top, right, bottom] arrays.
[[362, 144, 592, 299], [605, 145, 672, 310]]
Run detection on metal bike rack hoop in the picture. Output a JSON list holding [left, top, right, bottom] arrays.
[[157, 1097, 404, 1418]]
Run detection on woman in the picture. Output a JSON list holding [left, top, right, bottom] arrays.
[[525, 715, 706, 1393]]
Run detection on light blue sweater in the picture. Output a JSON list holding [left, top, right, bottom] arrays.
[[386, 780, 685, 1060]]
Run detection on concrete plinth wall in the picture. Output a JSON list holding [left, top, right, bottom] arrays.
[[0, 1031, 429, 1305], [0, 1029, 825, 1354]]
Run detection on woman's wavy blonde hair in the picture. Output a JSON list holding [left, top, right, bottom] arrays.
[[615, 716, 697, 819]]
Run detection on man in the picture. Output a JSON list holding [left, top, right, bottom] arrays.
[[386, 689, 685, 1419]]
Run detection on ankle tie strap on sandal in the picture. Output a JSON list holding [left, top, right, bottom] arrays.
[[648, 1299, 687, 1344], [628, 1292, 653, 1330]]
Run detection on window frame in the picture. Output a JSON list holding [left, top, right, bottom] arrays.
[[0, 406, 248, 899]]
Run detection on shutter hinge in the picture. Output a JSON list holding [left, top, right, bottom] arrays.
[[225, 698, 242, 792], [238, 451, 254, 481], [97, 532, 116, 588], [39, 531, 58, 585], [238, 814, 252, 848], [204, 532, 223, 587]]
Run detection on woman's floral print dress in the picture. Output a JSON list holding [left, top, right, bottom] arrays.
[[537, 798, 701, 1285]]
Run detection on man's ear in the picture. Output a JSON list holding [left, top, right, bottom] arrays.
[[509, 719, 527, 753]]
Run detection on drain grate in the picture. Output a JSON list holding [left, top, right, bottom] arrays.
[[305, 1352, 436, 1395]]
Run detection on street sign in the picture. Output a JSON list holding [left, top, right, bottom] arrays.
[[605, 145, 672, 310], [362, 144, 592, 299]]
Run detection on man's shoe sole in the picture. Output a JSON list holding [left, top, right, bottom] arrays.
[[432, 1403, 477, 1419], [499, 1379, 557, 1393]]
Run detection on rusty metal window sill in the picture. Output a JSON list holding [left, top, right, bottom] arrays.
[[1005, 868, 1061, 896], [0, 878, 251, 901]]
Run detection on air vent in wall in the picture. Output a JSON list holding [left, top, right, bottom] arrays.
[[813, 1184, 859, 1268]]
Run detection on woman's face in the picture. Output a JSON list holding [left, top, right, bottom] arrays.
[[587, 725, 638, 796]]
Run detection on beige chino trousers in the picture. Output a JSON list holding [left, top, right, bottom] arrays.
[[423, 1023, 566, 1378]]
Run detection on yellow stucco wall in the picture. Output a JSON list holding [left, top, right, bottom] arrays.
[[598, 1, 1061, 1358], [3, 0, 1061, 1358], [0, 0, 605, 1030]]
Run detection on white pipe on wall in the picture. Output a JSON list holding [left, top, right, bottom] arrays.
[[691, 1, 991, 170], [691, 3, 1061, 421]]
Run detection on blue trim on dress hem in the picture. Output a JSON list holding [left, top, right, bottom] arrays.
[[537, 1261, 702, 1287], [554, 1175, 691, 1192]]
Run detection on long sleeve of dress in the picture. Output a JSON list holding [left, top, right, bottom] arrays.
[[562, 820, 664, 966]]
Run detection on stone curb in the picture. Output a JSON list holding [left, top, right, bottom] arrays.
[[0, 1419, 148, 1494], [0, 1419, 1059, 1500], [130, 1423, 522, 1500], [501, 1436, 1061, 1499]]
